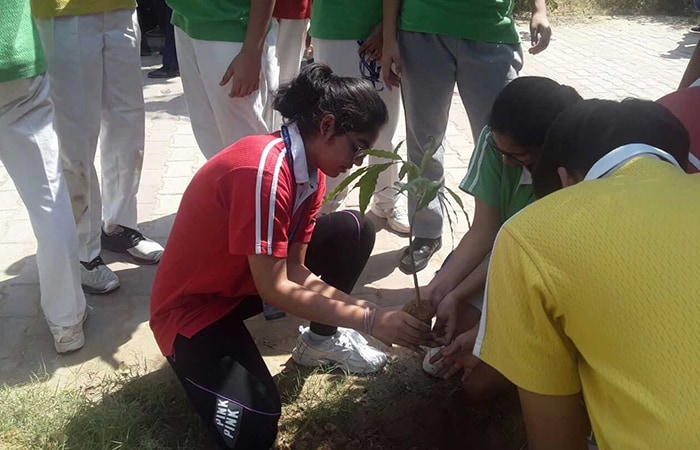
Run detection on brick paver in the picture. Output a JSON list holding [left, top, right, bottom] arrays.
[[0, 17, 694, 385]]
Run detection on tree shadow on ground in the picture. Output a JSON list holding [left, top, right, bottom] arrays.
[[662, 30, 697, 60], [60, 351, 524, 450]]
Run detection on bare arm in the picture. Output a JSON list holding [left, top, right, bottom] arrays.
[[679, 37, 700, 89], [519, 389, 589, 450], [220, 0, 275, 97], [248, 251, 434, 349], [528, 0, 551, 55], [286, 243, 378, 309], [426, 199, 500, 306], [380, 0, 402, 88]]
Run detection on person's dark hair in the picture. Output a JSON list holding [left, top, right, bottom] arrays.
[[488, 76, 582, 151], [533, 98, 690, 198], [273, 63, 388, 136]]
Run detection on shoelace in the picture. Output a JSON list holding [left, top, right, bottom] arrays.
[[114, 226, 146, 246], [82, 256, 106, 271]]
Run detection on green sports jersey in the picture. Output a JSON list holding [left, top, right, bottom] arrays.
[[460, 126, 535, 223], [399, 0, 520, 44], [0, 0, 46, 83], [167, 0, 250, 42], [309, 0, 382, 40]]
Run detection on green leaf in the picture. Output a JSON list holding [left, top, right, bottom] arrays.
[[357, 163, 393, 217], [419, 136, 440, 176], [364, 149, 403, 161], [393, 140, 405, 154], [322, 166, 369, 205], [398, 161, 420, 182], [416, 180, 442, 211], [444, 186, 472, 228], [438, 193, 456, 249]]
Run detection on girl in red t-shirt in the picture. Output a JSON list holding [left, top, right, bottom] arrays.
[[150, 63, 434, 449]]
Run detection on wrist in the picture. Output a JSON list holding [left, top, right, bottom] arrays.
[[363, 306, 378, 336]]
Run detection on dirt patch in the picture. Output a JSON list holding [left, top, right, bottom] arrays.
[[275, 348, 524, 450]]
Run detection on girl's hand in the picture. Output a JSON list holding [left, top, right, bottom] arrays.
[[358, 24, 383, 62], [380, 37, 401, 89], [371, 306, 436, 352], [220, 48, 261, 97], [429, 327, 480, 381]]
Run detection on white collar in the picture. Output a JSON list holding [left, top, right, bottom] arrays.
[[285, 122, 317, 186], [584, 143, 681, 181], [519, 167, 532, 185]]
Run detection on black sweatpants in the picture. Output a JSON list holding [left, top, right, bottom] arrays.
[[167, 211, 375, 449]]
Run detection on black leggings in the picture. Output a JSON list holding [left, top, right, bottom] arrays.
[[167, 211, 375, 449]]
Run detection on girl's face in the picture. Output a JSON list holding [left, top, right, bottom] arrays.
[[312, 115, 379, 178], [489, 131, 537, 168]]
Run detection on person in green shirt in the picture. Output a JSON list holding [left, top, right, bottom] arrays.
[[381, 0, 553, 274], [166, 0, 276, 159], [422, 77, 581, 401], [0, 0, 87, 353], [309, 0, 410, 234]]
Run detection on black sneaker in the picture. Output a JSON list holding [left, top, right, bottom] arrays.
[[398, 237, 442, 274], [101, 226, 164, 264], [148, 66, 180, 79], [691, 25, 700, 33]]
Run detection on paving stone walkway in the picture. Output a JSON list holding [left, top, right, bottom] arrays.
[[0, 16, 694, 386]]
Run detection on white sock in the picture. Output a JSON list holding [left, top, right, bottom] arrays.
[[308, 330, 333, 342]]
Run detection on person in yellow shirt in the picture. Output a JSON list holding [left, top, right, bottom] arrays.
[[475, 98, 697, 450]]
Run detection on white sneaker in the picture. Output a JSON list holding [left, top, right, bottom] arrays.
[[101, 225, 164, 264], [49, 310, 87, 354], [80, 256, 120, 294], [371, 204, 410, 234], [292, 327, 388, 374]]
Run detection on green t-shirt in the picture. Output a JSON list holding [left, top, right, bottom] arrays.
[[309, 0, 382, 41], [399, 0, 519, 44], [460, 126, 535, 223], [31, 0, 136, 19], [0, 0, 46, 83], [167, 0, 250, 42]]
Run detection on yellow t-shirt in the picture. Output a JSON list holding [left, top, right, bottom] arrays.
[[475, 157, 700, 450], [32, 0, 136, 19]]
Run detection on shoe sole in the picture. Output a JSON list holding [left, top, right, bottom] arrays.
[[291, 349, 386, 374], [398, 241, 443, 275], [82, 282, 120, 295], [55, 334, 86, 353], [101, 245, 162, 265]]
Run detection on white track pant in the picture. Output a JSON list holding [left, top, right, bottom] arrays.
[[0, 74, 86, 328], [36, 9, 145, 262], [175, 27, 270, 159], [312, 38, 402, 214]]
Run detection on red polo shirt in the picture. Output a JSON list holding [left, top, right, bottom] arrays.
[[150, 132, 324, 356], [273, 0, 311, 20]]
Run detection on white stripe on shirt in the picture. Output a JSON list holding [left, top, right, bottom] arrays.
[[267, 149, 288, 255], [255, 138, 284, 254]]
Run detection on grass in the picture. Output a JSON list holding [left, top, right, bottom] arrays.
[[0, 352, 524, 450]]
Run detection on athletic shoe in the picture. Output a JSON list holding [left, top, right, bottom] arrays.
[[292, 326, 387, 374], [691, 25, 700, 33], [49, 309, 87, 354], [371, 203, 410, 234], [398, 237, 442, 274], [80, 256, 120, 294], [102, 226, 163, 264]]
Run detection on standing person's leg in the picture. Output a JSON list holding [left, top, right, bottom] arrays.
[[168, 310, 281, 449], [398, 31, 458, 273], [312, 38, 407, 234], [178, 31, 269, 158], [35, 13, 120, 293], [100, 9, 163, 264], [0, 74, 87, 353], [455, 40, 522, 142], [148, 0, 178, 77], [276, 18, 308, 85], [291, 210, 388, 374]]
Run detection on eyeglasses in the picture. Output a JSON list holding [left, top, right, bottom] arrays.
[[486, 133, 529, 167], [347, 134, 369, 165]]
